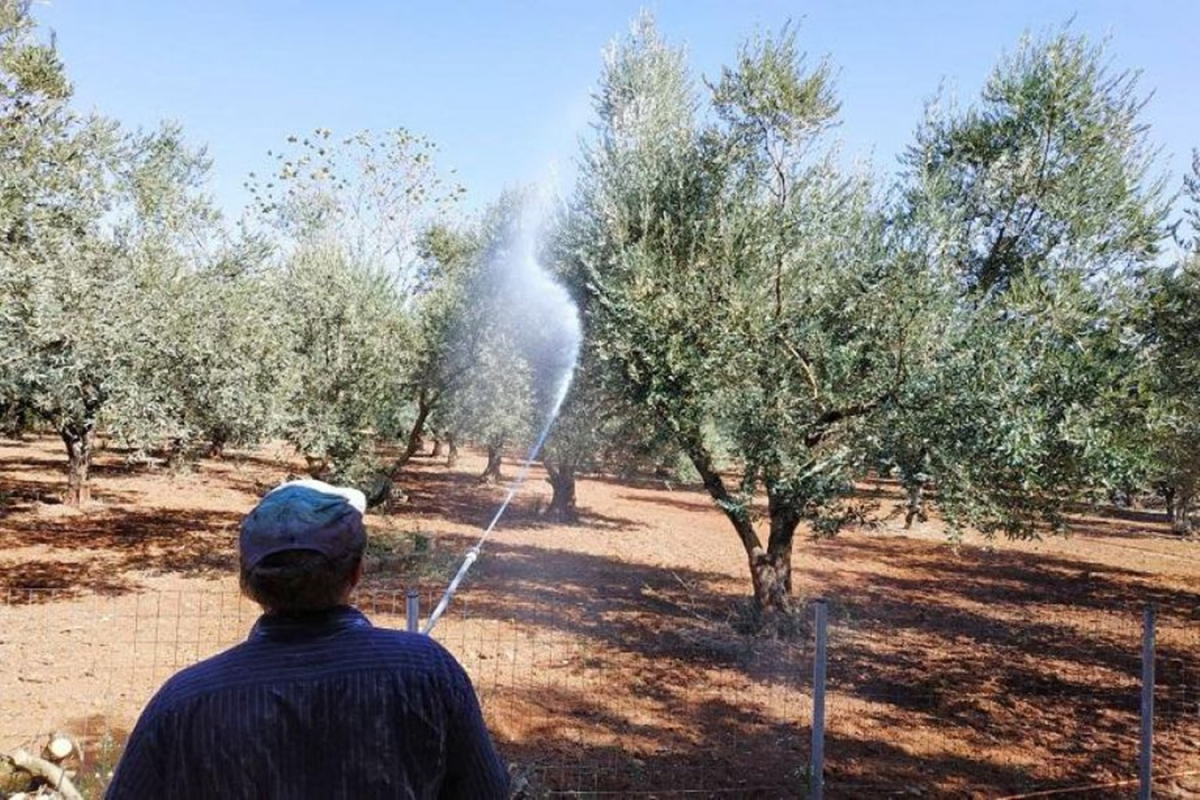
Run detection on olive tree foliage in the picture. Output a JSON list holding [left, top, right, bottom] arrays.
[[890, 29, 1170, 534], [1144, 257, 1200, 534], [0, 2, 250, 503], [98, 129, 285, 464], [246, 127, 464, 294], [566, 18, 945, 617], [377, 201, 516, 483], [906, 30, 1165, 299], [1137, 153, 1200, 534], [543, 203, 692, 523], [244, 129, 463, 486], [269, 244, 417, 483], [398, 221, 487, 471]]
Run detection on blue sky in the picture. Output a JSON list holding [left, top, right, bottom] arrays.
[[34, 1, 1200, 221]]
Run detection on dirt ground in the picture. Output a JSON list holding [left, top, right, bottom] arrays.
[[1, 435, 1198, 798]]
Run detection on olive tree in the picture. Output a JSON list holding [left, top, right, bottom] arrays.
[[246, 128, 463, 488], [269, 243, 417, 482], [0, 3, 234, 502], [567, 18, 1172, 619], [567, 18, 940, 617], [892, 29, 1170, 531], [1135, 154, 1200, 534]]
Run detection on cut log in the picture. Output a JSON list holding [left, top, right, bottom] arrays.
[[9, 748, 84, 800], [43, 732, 75, 763]]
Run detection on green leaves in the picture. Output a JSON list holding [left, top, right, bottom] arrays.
[[906, 29, 1168, 298], [571, 15, 916, 568]]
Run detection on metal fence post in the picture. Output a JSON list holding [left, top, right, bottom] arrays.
[[1139, 602, 1156, 800], [406, 589, 420, 634], [811, 598, 828, 800]]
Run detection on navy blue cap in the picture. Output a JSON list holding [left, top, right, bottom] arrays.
[[239, 480, 367, 569]]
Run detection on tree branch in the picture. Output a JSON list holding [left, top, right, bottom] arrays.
[[804, 394, 890, 449]]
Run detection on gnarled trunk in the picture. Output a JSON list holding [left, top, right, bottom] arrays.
[[749, 545, 793, 616], [446, 432, 459, 468], [480, 445, 503, 484], [544, 459, 578, 521], [402, 389, 435, 467], [60, 422, 95, 507], [687, 441, 798, 617], [1171, 485, 1195, 536], [904, 482, 928, 528], [759, 494, 799, 609], [431, 436, 444, 457]]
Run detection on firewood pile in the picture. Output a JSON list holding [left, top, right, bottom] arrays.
[[1, 734, 83, 800]]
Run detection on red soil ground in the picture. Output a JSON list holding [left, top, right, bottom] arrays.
[[1, 435, 1198, 798]]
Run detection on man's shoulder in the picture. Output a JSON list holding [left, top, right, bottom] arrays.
[[355, 625, 468, 676], [145, 641, 258, 711], [148, 624, 465, 712]]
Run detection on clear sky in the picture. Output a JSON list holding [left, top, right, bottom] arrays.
[[33, 1, 1200, 220]]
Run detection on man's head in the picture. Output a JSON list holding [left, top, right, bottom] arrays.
[[239, 479, 368, 612]]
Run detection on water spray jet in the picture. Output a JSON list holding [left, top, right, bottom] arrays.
[[423, 196, 580, 635]]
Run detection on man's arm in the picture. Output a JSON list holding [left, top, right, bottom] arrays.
[[440, 662, 509, 799]]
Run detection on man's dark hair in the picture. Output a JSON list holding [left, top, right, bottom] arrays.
[[240, 547, 363, 612]]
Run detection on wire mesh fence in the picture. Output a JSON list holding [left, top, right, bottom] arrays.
[[1, 585, 1196, 798], [818, 600, 1200, 797]]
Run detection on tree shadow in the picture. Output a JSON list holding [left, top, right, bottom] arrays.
[[616, 491, 719, 515], [496, 687, 808, 797], [395, 526, 1200, 795], [583, 469, 704, 487], [397, 465, 646, 532], [0, 455, 149, 479], [489, 677, 1123, 797], [0, 506, 241, 599], [0, 475, 142, 509]]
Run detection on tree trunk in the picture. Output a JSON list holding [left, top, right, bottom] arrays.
[[60, 422, 94, 507], [305, 454, 331, 480], [431, 436, 444, 457], [480, 445, 503, 484], [401, 389, 434, 468], [904, 482, 928, 528], [165, 436, 188, 470], [1171, 486, 1195, 536], [758, 493, 800, 610], [545, 459, 578, 521], [364, 388, 437, 509], [446, 432, 459, 468], [685, 441, 797, 617]]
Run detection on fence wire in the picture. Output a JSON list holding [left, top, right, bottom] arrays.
[[1, 586, 1195, 798]]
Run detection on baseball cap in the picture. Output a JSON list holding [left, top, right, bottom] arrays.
[[240, 479, 368, 569]]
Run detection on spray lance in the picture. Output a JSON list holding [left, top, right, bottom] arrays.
[[421, 371, 574, 635], [422, 468, 527, 633]]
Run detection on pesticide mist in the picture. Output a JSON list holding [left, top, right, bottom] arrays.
[[424, 193, 581, 634]]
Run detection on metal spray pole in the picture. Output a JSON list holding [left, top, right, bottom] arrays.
[[811, 598, 828, 800]]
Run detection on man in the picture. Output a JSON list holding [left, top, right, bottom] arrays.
[[106, 479, 509, 799]]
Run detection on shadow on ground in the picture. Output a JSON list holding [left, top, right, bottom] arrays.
[[0, 505, 240, 596], [3, 441, 1197, 795], [403, 514, 1200, 796]]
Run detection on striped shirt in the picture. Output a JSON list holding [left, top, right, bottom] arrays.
[[105, 606, 509, 799]]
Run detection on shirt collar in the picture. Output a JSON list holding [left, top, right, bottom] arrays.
[[248, 605, 372, 642]]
